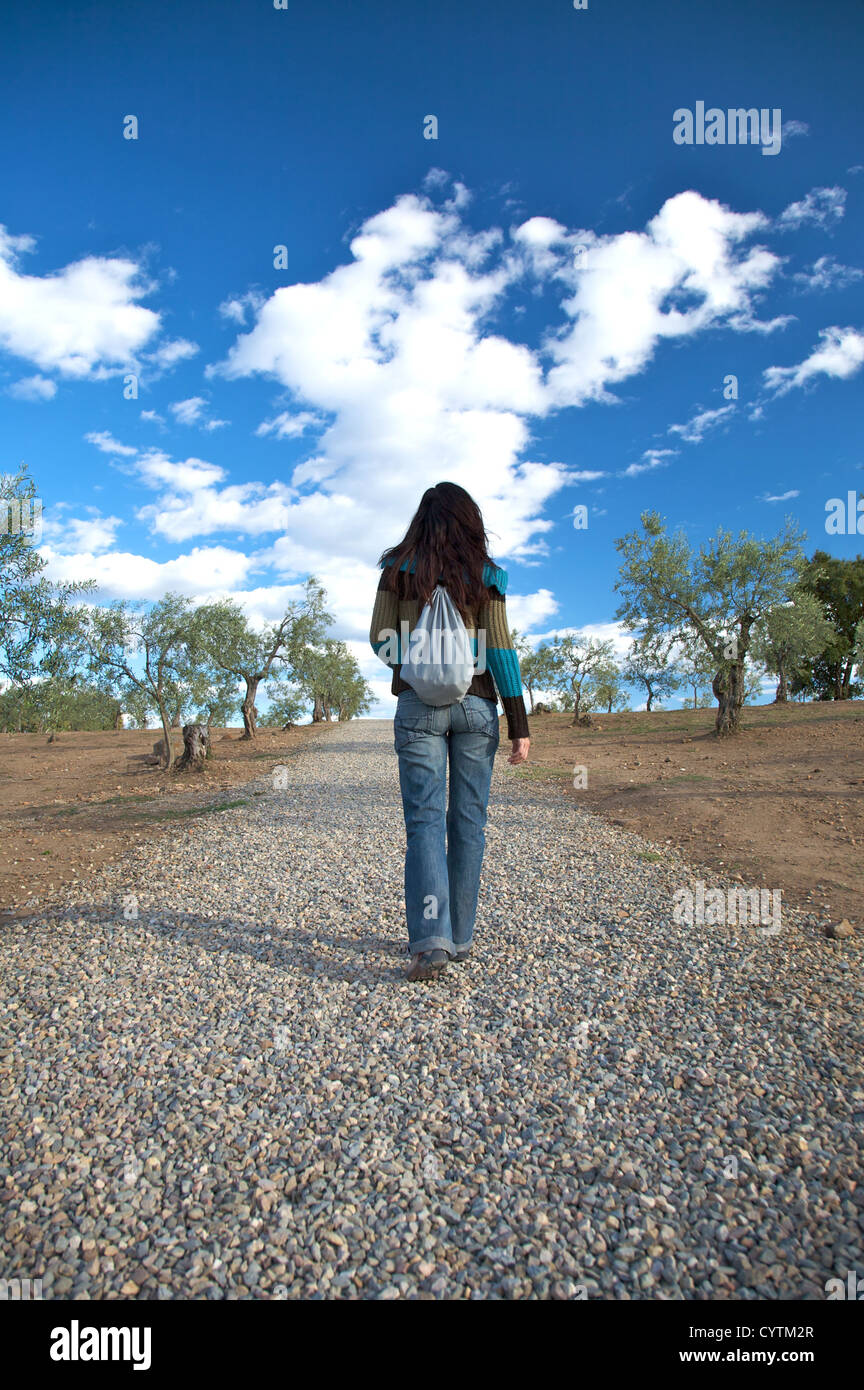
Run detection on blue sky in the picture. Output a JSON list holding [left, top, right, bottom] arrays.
[[2, 0, 863, 715]]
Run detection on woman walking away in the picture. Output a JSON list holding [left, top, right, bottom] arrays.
[[369, 482, 530, 983]]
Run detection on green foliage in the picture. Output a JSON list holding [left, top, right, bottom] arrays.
[[1, 466, 95, 689], [592, 659, 629, 713], [295, 638, 372, 720], [0, 678, 121, 733], [83, 592, 198, 766], [793, 552, 864, 700], [752, 590, 835, 701], [623, 635, 681, 711], [513, 632, 560, 713], [190, 577, 332, 735], [547, 632, 616, 719], [676, 635, 718, 710], [615, 510, 805, 733], [260, 685, 306, 727]]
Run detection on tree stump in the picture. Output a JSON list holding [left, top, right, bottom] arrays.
[[176, 722, 211, 771]]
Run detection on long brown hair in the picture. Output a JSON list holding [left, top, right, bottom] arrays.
[[379, 482, 496, 614]]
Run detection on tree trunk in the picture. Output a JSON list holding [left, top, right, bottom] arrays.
[[312, 694, 324, 723], [774, 661, 788, 703], [113, 705, 123, 731], [713, 661, 744, 736], [176, 722, 211, 771], [526, 687, 536, 714], [646, 685, 655, 713], [157, 703, 175, 769], [570, 688, 581, 726], [241, 679, 259, 739]]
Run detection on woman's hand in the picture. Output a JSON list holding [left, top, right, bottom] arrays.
[[508, 738, 530, 765]]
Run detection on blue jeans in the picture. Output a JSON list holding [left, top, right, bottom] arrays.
[[393, 689, 500, 957]]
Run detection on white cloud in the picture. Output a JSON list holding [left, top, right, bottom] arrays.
[[777, 186, 846, 231], [255, 410, 322, 439], [530, 620, 632, 663], [218, 291, 266, 327], [512, 215, 574, 277], [792, 255, 864, 294], [140, 408, 166, 424], [543, 191, 782, 406], [763, 326, 864, 396], [0, 224, 162, 378], [169, 396, 229, 430], [622, 447, 678, 477], [210, 191, 560, 563], [781, 120, 809, 141], [7, 373, 56, 400], [668, 404, 736, 443], [40, 543, 255, 601], [84, 430, 138, 456], [132, 446, 228, 495], [137, 477, 297, 543], [170, 398, 203, 424], [761, 490, 800, 503], [506, 588, 559, 633], [204, 185, 792, 577], [145, 338, 199, 371], [41, 508, 123, 553]]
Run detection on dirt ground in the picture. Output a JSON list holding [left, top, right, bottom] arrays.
[[0, 724, 334, 917], [512, 700, 864, 930], [2, 703, 862, 930]]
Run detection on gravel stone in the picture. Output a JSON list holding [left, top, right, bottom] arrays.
[[0, 719, 861, 1299]]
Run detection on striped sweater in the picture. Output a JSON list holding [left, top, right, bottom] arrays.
[[369, 558, 530, 741]]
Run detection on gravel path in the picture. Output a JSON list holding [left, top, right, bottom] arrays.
[[1, 719, 861, 1300]]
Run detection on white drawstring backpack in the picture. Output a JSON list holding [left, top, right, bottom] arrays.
[[400, 585, 475, 706]]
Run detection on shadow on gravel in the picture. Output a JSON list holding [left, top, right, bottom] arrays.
[[6, 906, 410, 987]]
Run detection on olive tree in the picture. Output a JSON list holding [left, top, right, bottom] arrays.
[[191, 578, 331, 739], [676, 636, 718, 710], [514, 634, 560, 714], [295, 639, 372, 721], [1, 465, 94, 712], [615, 511, 804, 736], [593, 659, 629, 713], [623, 636, 681, 712], [548, 632, 616, 724], [260, 685, 307, 728], [84, 593, 198, 768], [752, 590, 835, 703]]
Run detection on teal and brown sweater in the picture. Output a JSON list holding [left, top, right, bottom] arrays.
[[369, 558, 530, 741]]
